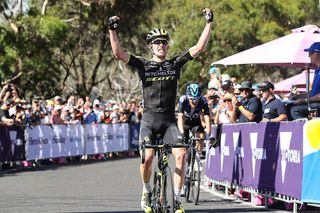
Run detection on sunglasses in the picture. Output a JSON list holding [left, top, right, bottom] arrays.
[[152, 39, 168, 45], [223, 99, 232, 102], [189, 97, 199, 101]]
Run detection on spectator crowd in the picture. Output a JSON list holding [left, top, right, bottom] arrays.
[[0, 83, 143, 127], [0, 67, 317, 129]]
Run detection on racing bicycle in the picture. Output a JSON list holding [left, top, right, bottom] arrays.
[[183, 132, 202, 204], [141, 134, 188, 213]]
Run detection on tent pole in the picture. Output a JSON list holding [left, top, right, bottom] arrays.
[[305, 64, 311, 112]]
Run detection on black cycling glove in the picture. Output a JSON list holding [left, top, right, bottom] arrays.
[[108, 17, 119, 30], [203, 9, 214, 23]]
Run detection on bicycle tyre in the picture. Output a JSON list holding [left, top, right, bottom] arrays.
[[184, 149, 192, 203], [186, 155, 201, 204], [162, 166, 175, 213], [152, 168, 161, 213]]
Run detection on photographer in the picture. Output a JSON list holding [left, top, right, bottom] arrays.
[[205, 87, 220, 123], [0, 83, 21, 103], [29, 97, 46, 126]]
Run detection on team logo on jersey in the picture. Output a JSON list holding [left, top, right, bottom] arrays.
[[146, 76, 175, 81], [144, 136, 150, 142]]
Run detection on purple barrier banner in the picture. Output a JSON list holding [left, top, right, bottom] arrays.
[[0, 125, 25, 162], [206, 121, 304, 199]]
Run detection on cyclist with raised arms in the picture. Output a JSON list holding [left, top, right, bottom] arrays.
[[108, 8, 213, 213], [177, 84, 211, 159]]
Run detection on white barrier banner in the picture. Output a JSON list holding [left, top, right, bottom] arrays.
[[25, 125, 85, 160], [85, 123, 129, 155]]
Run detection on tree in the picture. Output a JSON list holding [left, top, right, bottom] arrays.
[[0, 0, 155, 100], [149, 0, 320, 95]]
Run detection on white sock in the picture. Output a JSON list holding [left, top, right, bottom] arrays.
[[143, 182, 151, 193], [174, 188, 181, 201]]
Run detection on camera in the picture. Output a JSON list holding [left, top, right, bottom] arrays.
[[209, 95, 219, 100], [236, 96, 243, 102]]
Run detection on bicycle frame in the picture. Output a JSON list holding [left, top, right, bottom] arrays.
[[184, 133, 202, 204], [141, 141, 188, 213]]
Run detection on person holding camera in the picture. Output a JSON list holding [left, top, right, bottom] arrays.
[[0, 83, 20, 103], [214, 93, 235, 124], [290, 42, 320, 120], [230, 81, 262, 123], [205, 86, 220, 123]]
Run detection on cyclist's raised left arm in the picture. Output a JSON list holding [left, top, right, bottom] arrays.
[[189, 8, 213, 58]]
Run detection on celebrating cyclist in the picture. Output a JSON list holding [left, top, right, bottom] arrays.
[[108, 8, 213, 213], [177, 83, 211, 159]]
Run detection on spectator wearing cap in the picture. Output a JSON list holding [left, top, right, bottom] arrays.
[[221, 80, 234, 96], [230, 81, 262, 123], [93, 99, 104, 123], [110, 104, 120, 124], [208, 66, 221, 90], [258, 81, 287, 122], [54, 96, 63, 106], [290, 42, 320, 120]]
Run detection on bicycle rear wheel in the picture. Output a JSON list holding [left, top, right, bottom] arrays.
[[162, 166, 175, 213], [186, 155, 201, 204]]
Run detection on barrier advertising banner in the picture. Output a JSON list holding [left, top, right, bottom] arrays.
[[302, 119, 320, 204], [85, 123, 129, 155], [25, 125, 84, 160], [206, 121, 304, 199]]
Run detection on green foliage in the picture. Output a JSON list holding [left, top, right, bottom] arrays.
[[0, 0, 319, 100], [149, 0, 320, 97]]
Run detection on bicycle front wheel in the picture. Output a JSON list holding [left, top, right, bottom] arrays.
[[186, 156, 201, 204], [162, 166, 175, 213]]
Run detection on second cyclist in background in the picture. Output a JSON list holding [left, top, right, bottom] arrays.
[[177, 83, 211, 160]]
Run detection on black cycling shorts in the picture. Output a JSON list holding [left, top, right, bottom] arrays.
[[183, 122, 205, 143], [139, 111, 184, 146]]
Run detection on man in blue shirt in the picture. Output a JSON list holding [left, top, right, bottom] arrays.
[[290, 42, 320, 120], [231, 81, 262, 123], [258, 81, 287, 122]]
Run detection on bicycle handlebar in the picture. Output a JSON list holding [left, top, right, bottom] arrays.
[[140, 143, 189, 164]]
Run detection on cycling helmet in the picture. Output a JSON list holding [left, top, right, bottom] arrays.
[[186, 83, 201, 99], [146, 28, 170, 44]]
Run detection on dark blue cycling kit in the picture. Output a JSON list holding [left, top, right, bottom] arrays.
[[178, 95, 210, 135]]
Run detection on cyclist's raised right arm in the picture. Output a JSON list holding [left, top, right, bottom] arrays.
[[108, 16, 129, 63]]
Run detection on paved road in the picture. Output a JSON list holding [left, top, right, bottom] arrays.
[[0, 157, 287, 213]]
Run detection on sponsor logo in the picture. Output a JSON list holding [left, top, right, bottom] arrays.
[[28, 137, 49, 145], [69, 137, 82, 143], [144, 137, 150, 142], [250, 132, 266, 178], [116, 135, 124, 139], [220, 133, 230, 172], [145, 70, 176, 77], [279, 132, 301, 183], [233, 132, 244, 157], [87, 135, 101, 142], [52, 136, 66, 144], [146, 76, 175, 81]]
